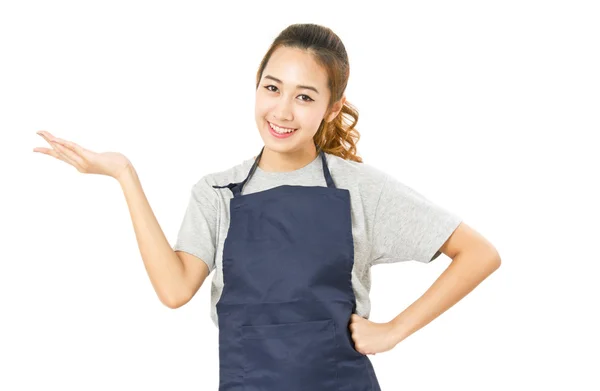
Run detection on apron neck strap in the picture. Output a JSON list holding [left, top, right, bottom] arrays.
[[230, 145, 335, 197], [318, 146, 336, 189]]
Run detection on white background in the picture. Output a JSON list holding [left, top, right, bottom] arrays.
[[2, 0, 599, 390]]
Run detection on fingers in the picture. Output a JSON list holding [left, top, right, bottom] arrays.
[[37, 130, 56, 140], [53, 138, 88, 157], [52, 140, 85, 171], [34, 131, 65, 161], [34, 131, 84, 171], [36, 131, 90, 156], [348, 314, 361, 332], [33, 146, 64, 161]]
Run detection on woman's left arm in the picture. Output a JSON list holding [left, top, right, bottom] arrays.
[[349, 222, 501, 355]]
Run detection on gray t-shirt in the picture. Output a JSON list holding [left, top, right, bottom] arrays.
[[173, 152, 462, 327]]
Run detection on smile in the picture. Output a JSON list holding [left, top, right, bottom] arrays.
[[269, 121, 297, 134], [268, 121, 298, 138]]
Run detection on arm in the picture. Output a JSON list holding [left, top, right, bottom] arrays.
[[32, 131, 209, 308], [389, 222, 501, 344], [118, 165, 210, 308], [350, 222, 501, 355]]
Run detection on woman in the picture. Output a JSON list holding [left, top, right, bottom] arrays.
[[33, 23, 501, 391]]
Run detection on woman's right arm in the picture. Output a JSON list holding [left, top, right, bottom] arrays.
[[118, 165, 210, 308], [33, 130, 209, 308]]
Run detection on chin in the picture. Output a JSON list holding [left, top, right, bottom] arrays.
[[262, 140, 297, 154]]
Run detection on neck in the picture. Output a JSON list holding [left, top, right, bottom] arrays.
[[258, 144, 319, 172]]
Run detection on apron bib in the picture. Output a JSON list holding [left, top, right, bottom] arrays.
[[213, 146, 381, 391]]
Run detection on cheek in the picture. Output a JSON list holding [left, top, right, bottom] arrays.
[[302, 111, 325, 127], [254, 106, 267, 124], [255, 96, 273, 117]]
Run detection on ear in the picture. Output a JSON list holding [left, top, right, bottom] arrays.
[[325, 95, 346, 123]]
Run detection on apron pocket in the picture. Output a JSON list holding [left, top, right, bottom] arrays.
[[241, 319, 338, 390]]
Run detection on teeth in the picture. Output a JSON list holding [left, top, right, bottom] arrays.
[[270, 122, 296, 134]]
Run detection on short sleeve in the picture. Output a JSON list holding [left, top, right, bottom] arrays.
[[173, 176, 219, 273], [369, 174, 462, 265]]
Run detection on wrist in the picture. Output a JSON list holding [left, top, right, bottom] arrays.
[[116, 163, 136, 185], [389, 317, 408, 346]]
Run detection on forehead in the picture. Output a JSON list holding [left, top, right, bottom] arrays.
[[263, 46, 328, 88]]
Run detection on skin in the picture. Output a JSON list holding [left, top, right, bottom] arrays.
[[255, 47, 501, 355], [349, 229, 501, 355], [32, 131, 131, 180], [33, 46, 501, 357], [254, 46, 345, 172]]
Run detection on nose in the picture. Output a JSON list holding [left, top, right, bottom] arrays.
[[272, 97, 294, 122]]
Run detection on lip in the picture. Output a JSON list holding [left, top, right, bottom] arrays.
[[268, 121, 297, 131], [268, 121, 298, 139]]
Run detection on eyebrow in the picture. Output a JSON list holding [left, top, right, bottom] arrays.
[[263, 75, 320, 94]]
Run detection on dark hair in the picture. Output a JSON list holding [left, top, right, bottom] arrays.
[[255, 23, 362, 163]]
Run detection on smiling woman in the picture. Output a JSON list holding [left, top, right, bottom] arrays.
[[33, 22, 499, 391], [252, 24, 361, 172], [254, 45, 340, 155]]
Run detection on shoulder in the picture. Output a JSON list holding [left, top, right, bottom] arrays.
[[189, 155, 255, 197], [328, 153, 431, 200], [325, 152, 391, 192]]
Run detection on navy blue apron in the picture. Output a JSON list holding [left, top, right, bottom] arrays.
[[213, 146, 381, 390]]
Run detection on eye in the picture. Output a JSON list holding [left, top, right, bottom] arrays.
[[265, 85, 278, 93], [298, 94, 314, 102], [263, 85, 314, 102]]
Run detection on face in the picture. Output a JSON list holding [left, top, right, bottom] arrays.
[[255, 46, 345, 155]]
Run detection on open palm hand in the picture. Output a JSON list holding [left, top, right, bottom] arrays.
[[33, 130, 132, 181]]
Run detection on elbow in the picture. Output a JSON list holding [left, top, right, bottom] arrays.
[[162, 298, 180, 309], [160, 290, 189, 309], [476, 242, 501, 271], [490, 247, 502, 268], [485, 248, 502, 273]]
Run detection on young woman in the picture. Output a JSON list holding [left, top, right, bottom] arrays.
[[33, 23, 501, 391]]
